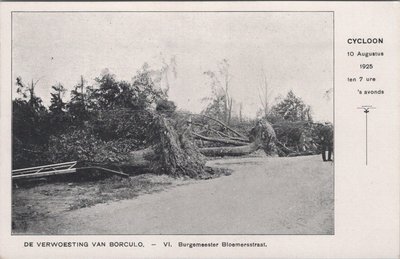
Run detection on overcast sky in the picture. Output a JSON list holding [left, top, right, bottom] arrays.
[[13, 12, 333, 122]]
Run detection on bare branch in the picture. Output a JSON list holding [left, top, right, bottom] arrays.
[[33, 76, 45, 86], [194, 114, 247, 139], [189, 121, 250, 142]]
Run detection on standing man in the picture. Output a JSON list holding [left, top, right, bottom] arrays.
[[320, 122, 334, 161]]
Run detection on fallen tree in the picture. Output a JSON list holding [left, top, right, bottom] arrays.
[[194, 114, 247, 139], [192, 132, 249, 146], [120, 117, 276, 165], [189, 114, 323, 157], [46, 110, 278, 177], [197, 118, 277, 157], [272, 121, 322, 156], [199, 142, 258, 157], [47, 110, 209, 178]]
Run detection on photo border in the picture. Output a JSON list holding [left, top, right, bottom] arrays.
[[10, 10, 335, 236]]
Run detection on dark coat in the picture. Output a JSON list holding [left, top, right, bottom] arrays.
[[319, 124, 333, 147]]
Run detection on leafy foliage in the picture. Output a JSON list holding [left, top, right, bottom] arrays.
[[49, 83, 67, 113], [202, 95, 226, 121], [272, 121, 328, 155], [45, 111, 208, 178], [46, 129, 135, 165], [13, 64, 330, 172], [91, 109, 155, 145], [47, 83, 73, 134], [268, 90, 312, 123], [68, 76, 96, 124], [45, 108, 159, 167], [131, 64, 166, 109], [13, 78, 49, 168], [156, 99, 177, 116], [12, 64, 177, 170]]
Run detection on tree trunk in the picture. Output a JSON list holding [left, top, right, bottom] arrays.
[[199, 142, 259, 157], [198, 118, 277, 157], [239, 103, 243, 123], [121, 140, 255, 167], [115, 117, 276, 168], [119, 116, 206, 178], [117, 143, 256, 166], [227, 98, 232, 125], [192, 132, 249, 146]]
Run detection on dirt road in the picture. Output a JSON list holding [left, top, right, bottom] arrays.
[[26, 155, 333, 234]]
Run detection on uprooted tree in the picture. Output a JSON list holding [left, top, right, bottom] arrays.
[[46, 107, 277, 178], [195, 89, 326, 158], [45, 109, 204, 178], [192, 115, 277, 157]]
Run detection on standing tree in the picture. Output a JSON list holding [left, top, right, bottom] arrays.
[[202, 95, 226, 122], [268, 90, 312, 123], [13, 77, 48, 168], [48, 83, 70, 133], [203, 59, 233, 125], [15, 76, 45, 111], [154, 55, 177, 96], [68, 75, 95, 123], [258, 71, 275, 118], [131, 63, 166, 109], [239, 102, 243, 123], [93, 71, 120, 109], [49, 83, 67, 114]]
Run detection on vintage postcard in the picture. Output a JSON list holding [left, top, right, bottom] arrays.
[[0, 1, 398, 258]]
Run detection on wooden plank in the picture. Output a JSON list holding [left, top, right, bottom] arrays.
[[13, 163, 77, 174], [12, 161, 77, 173], [12, 168, 76, 180], [13, 167, 76, 175], [12, 168, 69, 175], [12, 162, 129, 180], [12, 164, 78, 176]]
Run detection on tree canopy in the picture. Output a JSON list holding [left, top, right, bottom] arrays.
[[268, 90, 312, 123]]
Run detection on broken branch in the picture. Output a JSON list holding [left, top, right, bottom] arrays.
[[194, 114, 247, 139]]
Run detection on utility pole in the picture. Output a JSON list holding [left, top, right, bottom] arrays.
[[357, 105, 376, 165]]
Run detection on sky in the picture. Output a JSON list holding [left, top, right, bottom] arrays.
[[12, 12, 333, 122]]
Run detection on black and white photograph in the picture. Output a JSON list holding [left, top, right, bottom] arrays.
[[11, 11, 334, 235]]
